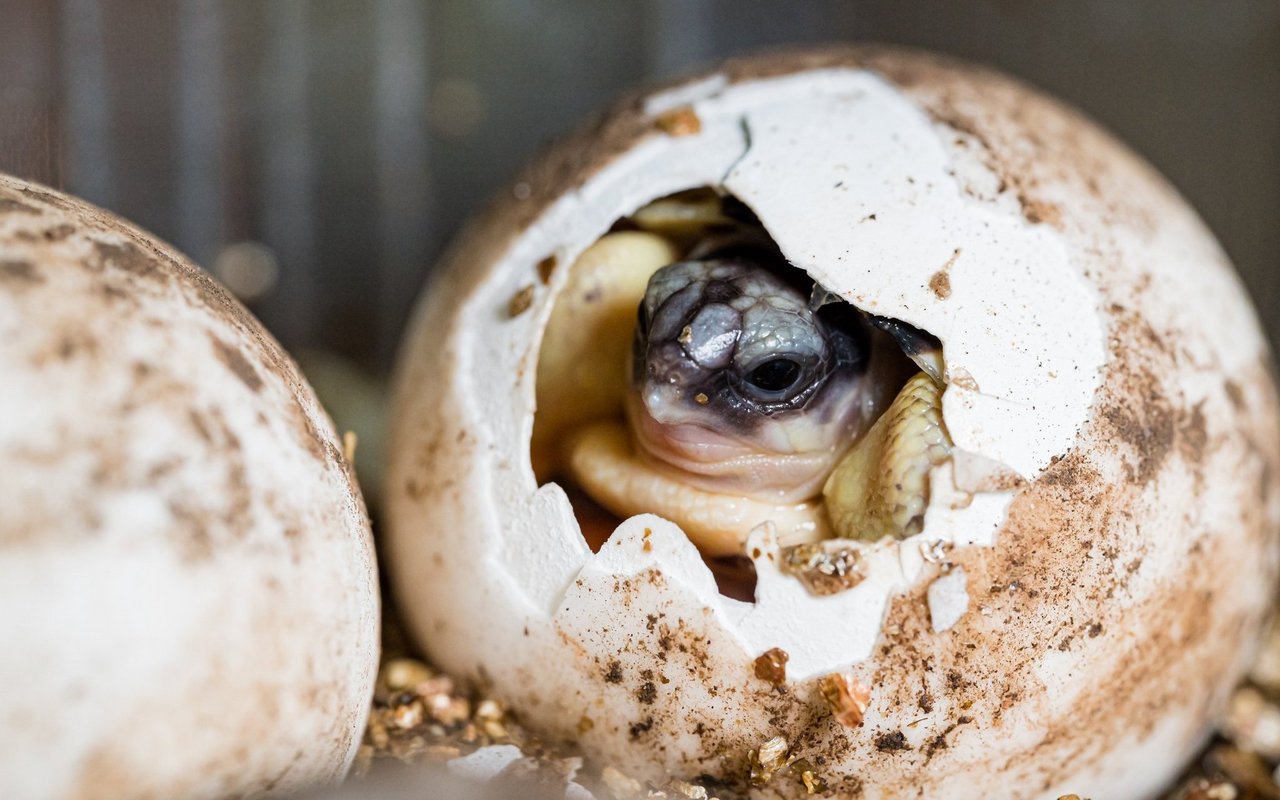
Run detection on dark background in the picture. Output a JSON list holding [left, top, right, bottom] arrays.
[[2, 1, 1277, 376]]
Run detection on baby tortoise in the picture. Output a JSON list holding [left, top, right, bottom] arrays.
[[537, 191, 954, 568]]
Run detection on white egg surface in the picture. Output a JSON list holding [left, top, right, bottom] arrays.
[[0, 176, 379, 799], [387, 48, 1280, 798]]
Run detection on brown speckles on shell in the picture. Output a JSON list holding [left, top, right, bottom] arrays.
[[1096, 306, 1185, 485], [0, 196, 41, 215], [0, 259, 40, 284], [209, 333, 265, 393], [1179, 401, 1210, 467], [89, 239, 164, 282], [857, 335, 1278, 792], [1017, 194, 1062, 227], [385, 47, 1280, 799], [1225, 379, 1247, 412], [1099, 391, 1176, 485], [0, 174, 377, 798], [165, 406, 253, 565], [50, 329, 99, 363], [36, 223, 75, 242]]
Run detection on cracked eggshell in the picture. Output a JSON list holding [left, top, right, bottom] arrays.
[[387, 48, 1280, 799], [0, 177, 379, 799]]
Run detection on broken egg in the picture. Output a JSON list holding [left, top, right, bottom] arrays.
[[0, 176, 379, 799], [387, 48, 1280, 798]]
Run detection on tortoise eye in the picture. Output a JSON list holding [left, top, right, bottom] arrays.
[[744, 357, 802, 394]]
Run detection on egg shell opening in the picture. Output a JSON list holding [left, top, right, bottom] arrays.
[[387, 47, 1280, 798]]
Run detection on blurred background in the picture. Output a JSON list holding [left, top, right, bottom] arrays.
[[1, 0, 1277, 493]]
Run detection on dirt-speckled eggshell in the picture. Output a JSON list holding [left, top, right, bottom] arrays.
[[0, 176, 379, 799], [386, 47, 1280, 799]]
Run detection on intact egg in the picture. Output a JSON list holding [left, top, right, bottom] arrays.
[[386, 48, 1280, 798], [0, 176, 379, 798]]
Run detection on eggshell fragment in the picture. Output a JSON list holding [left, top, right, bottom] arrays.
[[0, 176, 379, 799], [388, 47, 1280, 798], [926, 568, 969, 633], [447, 745, 525, 782]]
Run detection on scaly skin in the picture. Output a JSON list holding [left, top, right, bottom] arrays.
[[565, 421, 830, 557], [823, 371, 953, 541]]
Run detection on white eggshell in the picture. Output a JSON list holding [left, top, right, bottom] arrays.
[[387, 48, 1280, 798], [447, 745, 525, 782], [0, 177, 379, 799]]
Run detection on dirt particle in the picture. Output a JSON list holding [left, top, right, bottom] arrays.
[[536, 255, 557, 284], [655, 106, 701, 137], [508, 284, 535, 317], [820, 672, 871, 728], [604, 660, 623, 684], [928, 248, 960, 300], [918, 689, 934, 713], [1087, 622, 1103, 638], [874, 730, 910, 752], [928, 270, 951, 299], [637, 681, 657, 705], [752, 648, 789, 688], [209, 334, 264, 393], [628, 717, 654, 740]]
